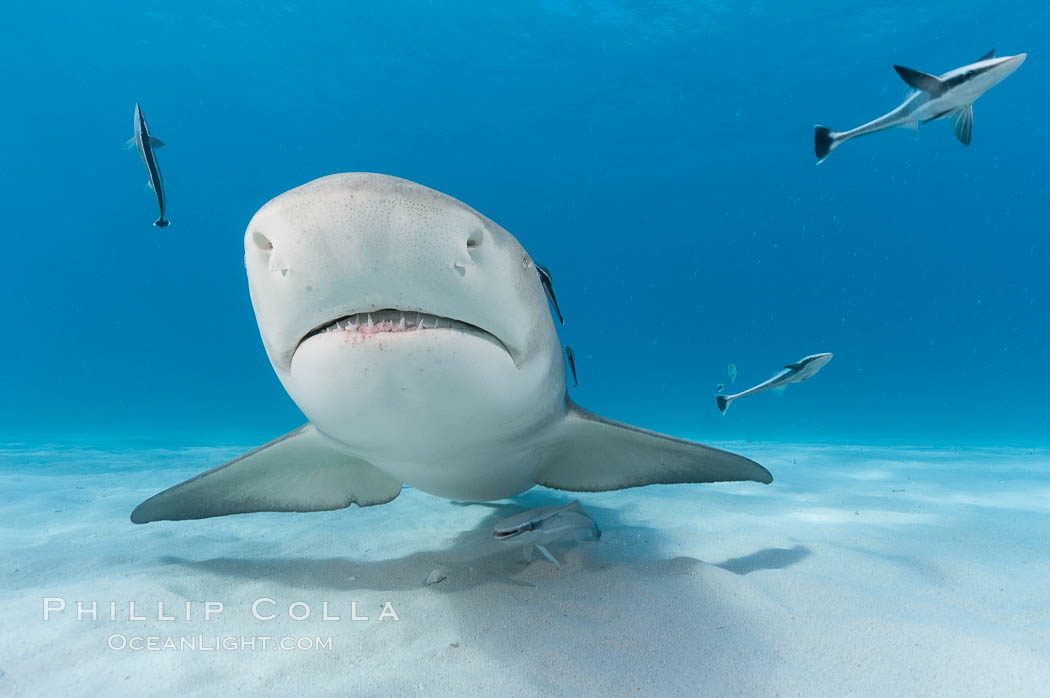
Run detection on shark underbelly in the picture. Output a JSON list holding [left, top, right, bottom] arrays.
[[378, 451, 539, 500]]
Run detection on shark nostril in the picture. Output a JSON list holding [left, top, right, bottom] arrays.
[[252, 231, 273, 251], [466, 230, 483, 258]]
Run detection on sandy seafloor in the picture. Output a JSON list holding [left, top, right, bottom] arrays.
[[1, 441, 1048, 697]]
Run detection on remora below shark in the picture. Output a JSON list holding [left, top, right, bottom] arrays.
[[717, 353, 832, 414], [132, 173, 772, 524], [494, 500, 600, 567], [814, 50, 1026, 163]]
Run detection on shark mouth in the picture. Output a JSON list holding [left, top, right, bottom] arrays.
[[295, 309, 510, 357]]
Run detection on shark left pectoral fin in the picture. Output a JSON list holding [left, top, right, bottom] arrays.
[[123, 137, 137, 150], [534, 399, 772, 492], [951, 105, 974, 145], [130, 424, 402, 523]]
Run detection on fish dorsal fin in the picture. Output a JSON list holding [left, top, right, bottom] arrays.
[[893, 65, 947, 95], [951, 105, 973, 146], [784, 362, 803, 371], [147, 136, 166, 148], [978, 49, 995, 61]]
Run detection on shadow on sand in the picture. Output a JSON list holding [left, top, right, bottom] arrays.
[[714, 544, 811, 575]]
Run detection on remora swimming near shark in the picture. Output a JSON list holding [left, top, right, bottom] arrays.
[[132, 173, 772, 524], [814, 50, 1026, 162], [493, 500, 600, 567], [717, 353, 832, 414], [125, 103, 170, 227]]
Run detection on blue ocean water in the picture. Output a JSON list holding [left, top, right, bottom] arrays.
[[1, 1, 1047, 447]]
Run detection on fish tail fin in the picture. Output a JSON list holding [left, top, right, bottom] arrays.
[[814, 125, 843, 163], [154, 218, 170, 228], [716, 395, 733, 414]]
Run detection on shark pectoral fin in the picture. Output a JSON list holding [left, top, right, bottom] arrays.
[[145, 180, 155, 193], [535, 400, 772, 492], [951, 105, 973, 146], [123, 137, 137, 150], [902, 120, 919, 139], [771, 385, 788, 395], [893, 65, 946, 95], [130, 424, 402, 523], [147, 136, 166, 148]]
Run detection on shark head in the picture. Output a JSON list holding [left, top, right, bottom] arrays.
[[948, 53, 1026, 98], [244, 173, 564, 457]]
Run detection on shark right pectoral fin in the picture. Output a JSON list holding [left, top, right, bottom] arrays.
[[534, 399, 772, 492], [130, 424, 402, 523]]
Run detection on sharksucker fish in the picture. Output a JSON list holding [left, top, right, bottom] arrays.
[[565, 345, 578, 387], [814, 51, 1026, 163], [131, 173, 772, 524], [493, 500, 600, 567], [535, 263, 563, 325], [717, 353, 832, 414], [125, 103, 169, 227]]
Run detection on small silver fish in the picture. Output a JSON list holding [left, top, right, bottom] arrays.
[[493, 500, 600, 567], [727, 363, 738, 384], [565, 345, 578, 387], [125, 103, 169, 227], [535, 263, 564, 324]]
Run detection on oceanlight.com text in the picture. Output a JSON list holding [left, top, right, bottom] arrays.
[[107, 634, 334, 652]]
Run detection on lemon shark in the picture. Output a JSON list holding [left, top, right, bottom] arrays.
[[814, 50, 1026, 163], [131, 173, 771, 524]]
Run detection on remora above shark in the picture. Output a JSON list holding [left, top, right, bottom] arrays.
[[814, 50, 1026, 163], [125, 103, 170, 227], [717, 353, 832, 414], [132, 173, 772, 523]]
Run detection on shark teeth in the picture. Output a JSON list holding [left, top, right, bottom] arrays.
[[317, 310, 458, 336]]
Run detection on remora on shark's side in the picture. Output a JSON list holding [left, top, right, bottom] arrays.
[[124, 103, 169, 227], [814, 50, 1026, 163], [493, 500, 600, 567], [717, 353, 833, 414], [132, 174, 772, 524]]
